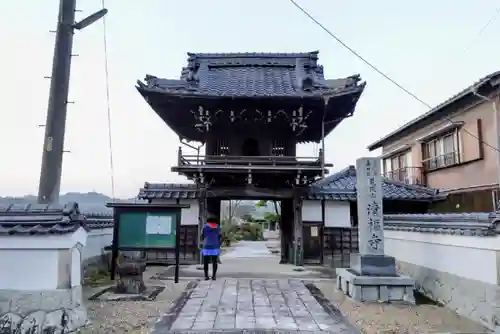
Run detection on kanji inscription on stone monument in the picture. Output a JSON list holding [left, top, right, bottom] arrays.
[[356, 157, 384, 256]]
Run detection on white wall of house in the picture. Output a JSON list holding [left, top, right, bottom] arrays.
[[0, 227, 87, 290], [302, 200, 351, 227], [149, 199, 199, 225]]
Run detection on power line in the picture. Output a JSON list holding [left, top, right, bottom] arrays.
[[101, 0, 116, 199], [462, 5, 500, 54], [289, 0, 500, 153]]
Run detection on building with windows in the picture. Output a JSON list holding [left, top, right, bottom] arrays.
[[367, 71, 500, 212]]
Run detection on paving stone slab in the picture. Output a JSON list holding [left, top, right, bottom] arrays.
[[151, 278, 358, 333]]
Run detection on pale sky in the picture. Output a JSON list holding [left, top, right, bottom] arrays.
[[1, 0, 499, 198]]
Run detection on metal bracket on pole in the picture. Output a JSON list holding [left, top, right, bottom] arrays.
[[72, 8, 108, 30]]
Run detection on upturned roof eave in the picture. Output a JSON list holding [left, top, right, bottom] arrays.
[[136, 85, 347, 101]]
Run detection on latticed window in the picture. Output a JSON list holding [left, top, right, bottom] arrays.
[[271, 139, 286, 156], [422, 130, 460, 171], [216, 139, 229, 155]]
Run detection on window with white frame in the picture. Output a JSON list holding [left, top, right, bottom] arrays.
[[383, 151, 410, 182], [422, 130, 460, 171]]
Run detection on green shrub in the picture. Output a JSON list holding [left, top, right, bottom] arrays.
[[219, 222, 264, 243]]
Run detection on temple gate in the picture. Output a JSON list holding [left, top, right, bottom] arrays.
[[136, 51, 365, 265]]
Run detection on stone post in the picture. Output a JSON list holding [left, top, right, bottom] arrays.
[[335, 157, 415, 303], [351, 157, 396, 276]]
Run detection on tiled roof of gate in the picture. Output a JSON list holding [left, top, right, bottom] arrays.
[[136, 51, 365, 98], [138, 182, 198, 200], [138, 167, 441, 202], [308, 166, 442, 201], [0, 202, 88, 235]]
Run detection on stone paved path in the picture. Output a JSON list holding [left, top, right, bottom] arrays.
[[152, 278, 357, 333], [222, 240, 276, 258]]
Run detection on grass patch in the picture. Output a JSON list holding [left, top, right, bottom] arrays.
[[83, 268, 112, 287]]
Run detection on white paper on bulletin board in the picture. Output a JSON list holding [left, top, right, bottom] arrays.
[[146, 215, 172, 235]]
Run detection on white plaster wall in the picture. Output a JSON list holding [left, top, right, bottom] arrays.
[[385, 230, 500, 285], [0, 249, 59, 290], [0, 228, 87, 290], [149, 199, 199, 225], [302, 201, 351, 227], [82, 228, 113, 261], [71, 247, 81, 287]]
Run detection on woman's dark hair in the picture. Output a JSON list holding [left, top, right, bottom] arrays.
[[206, 215, 218, 224]]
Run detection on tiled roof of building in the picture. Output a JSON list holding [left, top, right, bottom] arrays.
[[368, 71, 500, 150], [137, 51, 365, 98], [138, 182, 198, 200], [138, 166, 441, 202], [83, 211, 114, 229], [0, 202, 87, 235], [308, 166, 441, 202]]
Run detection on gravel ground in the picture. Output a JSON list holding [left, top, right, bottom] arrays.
[[313, 282, 491, 334], [79, 279, 189, 334]]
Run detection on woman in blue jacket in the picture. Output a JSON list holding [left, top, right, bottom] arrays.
[[201, 218, 221, 280]]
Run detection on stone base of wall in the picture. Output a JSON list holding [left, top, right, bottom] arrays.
[[397, 260, 500, 329], [0, 286, 87, 333]]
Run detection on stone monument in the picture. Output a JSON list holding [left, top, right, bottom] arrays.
[[115, 251, 146, 294], [336, 157, 415, 303]]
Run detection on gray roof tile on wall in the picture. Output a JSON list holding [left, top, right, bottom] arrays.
[[136, 51, 365, 98], [308, 166, 441, 201], [0, 202, 87, 236], [83, 211, 114, 229], [384, 212, 500, 236]]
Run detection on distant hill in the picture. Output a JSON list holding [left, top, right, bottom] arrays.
[[0, 192, 124, 212]]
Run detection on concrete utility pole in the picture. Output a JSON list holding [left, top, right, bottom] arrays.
[[37, 0, 107, 204]]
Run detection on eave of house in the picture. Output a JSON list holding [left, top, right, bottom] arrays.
[[367, 71, 500, 151]]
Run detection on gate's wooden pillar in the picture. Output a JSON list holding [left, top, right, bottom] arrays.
[[197, 186, 207, 264], [293, 193, 303, 266], [280, 199, 292, 264]]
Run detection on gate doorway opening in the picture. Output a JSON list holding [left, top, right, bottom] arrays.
[[241, 138, 260, 156], [217, 199, 289, 262]]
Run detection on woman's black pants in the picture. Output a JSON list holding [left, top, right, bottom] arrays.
[[203, 255, 218, 279]]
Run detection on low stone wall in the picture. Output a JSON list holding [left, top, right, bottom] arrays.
[[0, 284, 87, 333], [384, 212, 500, 329]]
